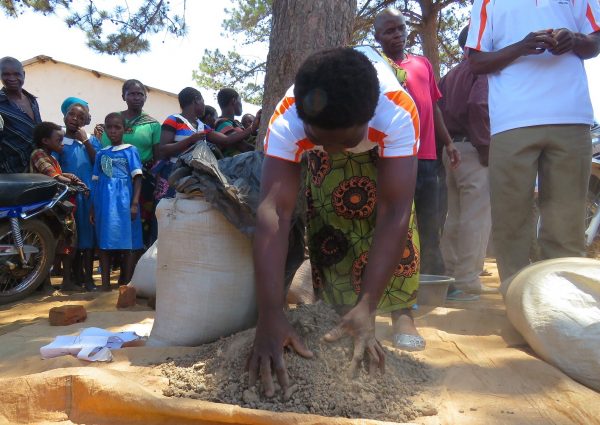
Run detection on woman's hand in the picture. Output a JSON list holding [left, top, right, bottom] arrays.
[[323, 300, 385, 376], [247, 310, 313, 397]]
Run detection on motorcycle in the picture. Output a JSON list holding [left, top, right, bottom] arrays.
[[0, 174, 77, 305], [586, 125, 600, 257]]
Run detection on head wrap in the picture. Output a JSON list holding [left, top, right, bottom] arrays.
[[61, 97, 89, 116]]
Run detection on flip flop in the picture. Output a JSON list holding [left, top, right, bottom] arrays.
[[393, 334, 426, 351], [446, 289, 480, 301]]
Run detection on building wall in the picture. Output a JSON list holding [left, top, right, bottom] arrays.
[[23, 60, 179, 133]]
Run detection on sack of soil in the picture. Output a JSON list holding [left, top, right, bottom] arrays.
[[504, 257, 600, 391], [173, 142, 305, 290], [148, 196, 257, 346], [129, 240, 158, 298]]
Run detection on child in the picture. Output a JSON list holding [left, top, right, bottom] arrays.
[[91, 113, 143, 291], [56, 102, 102, 291], [30, 122, 87, 291]]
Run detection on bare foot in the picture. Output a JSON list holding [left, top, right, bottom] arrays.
[[391, 308, 420, 337]]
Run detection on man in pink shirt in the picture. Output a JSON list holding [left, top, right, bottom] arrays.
[[375, 9, 460, 275]]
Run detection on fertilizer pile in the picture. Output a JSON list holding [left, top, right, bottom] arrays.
[[160, 302, 437, 423]]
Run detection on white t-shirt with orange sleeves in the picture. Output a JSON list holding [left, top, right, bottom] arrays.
[[264, 46, 420, 163], [466, 0, 600, 136]]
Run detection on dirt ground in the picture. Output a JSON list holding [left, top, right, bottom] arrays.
[[1, 260, 599, 425], [160, 302, 437, 423]]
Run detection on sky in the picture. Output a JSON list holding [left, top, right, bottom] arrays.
[[1, 1, 599, 120], [0, 0, 266, 114]]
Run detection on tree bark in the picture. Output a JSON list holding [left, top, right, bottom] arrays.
[[257, 0, 357, 148], [418, 0, 441, 79]]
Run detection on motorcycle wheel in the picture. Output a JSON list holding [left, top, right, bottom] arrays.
[[0, 219, 56, 305]]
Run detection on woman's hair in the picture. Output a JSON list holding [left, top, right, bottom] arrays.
[[178, 87, 202, 108], [104, 112, 126, 126], [294, 48, 379, 129], [33, 122, 62, 147], [122, 79, 146, 96]]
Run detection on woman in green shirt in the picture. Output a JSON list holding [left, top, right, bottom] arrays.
[[102, 79, 161, 250]]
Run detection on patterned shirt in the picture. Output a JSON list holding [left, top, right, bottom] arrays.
[[30, 148, 62, 178], [161, 114, 212, 162]]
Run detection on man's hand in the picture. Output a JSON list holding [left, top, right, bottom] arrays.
[[247, 311, 313, 397], [548, 28, 575, 55], [445, 142, 461, 169], [518, 30, 557, 56], [476, 145, 489, 167], [323, 301, 385, 376]]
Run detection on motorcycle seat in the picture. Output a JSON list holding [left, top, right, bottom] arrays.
[[0, 174, 58, 207]]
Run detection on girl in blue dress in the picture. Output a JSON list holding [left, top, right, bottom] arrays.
[[56, 102, 101, 291], [91, 112, 143, 291]]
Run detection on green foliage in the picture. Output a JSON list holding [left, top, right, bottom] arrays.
[[0, 0, 186, 61], [192, 49, 265, 105], [436, 2, 469, 74], [222, 0, 272, 45], [193, 0, 469, 105]]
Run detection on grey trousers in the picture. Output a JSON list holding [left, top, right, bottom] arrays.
[[489, 124, 591, 282], [441, 142, 491, 292]]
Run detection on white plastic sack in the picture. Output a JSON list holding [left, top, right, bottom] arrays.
[[129, 241, 158, 298], [148, 196, 257, 346], [504, 257, 600, 391]]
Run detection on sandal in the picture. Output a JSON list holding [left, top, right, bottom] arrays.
[[393, 334, 426, 351]]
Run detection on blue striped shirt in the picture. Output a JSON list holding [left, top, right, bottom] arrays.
[[0, 88, 42, 173]]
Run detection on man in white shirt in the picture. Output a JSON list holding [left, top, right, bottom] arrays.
[[466, 0, 600, 282]]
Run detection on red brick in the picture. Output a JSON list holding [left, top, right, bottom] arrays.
[[117, 286, 137, 308], [49, 305, 87, 326]]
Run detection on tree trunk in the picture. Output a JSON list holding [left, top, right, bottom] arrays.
[[257, 0, 357, 148], [418, 0, 441, 79]]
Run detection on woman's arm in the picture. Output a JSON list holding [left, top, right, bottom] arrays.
[[158, 128, 204, 159], [208, 112, 260, 150], [247, 156, 312, 397], [207, 125, 255, 149]]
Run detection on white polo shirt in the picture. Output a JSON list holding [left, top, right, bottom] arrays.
[[466, 0, 600, 135], [264, 46, 420, 162]]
